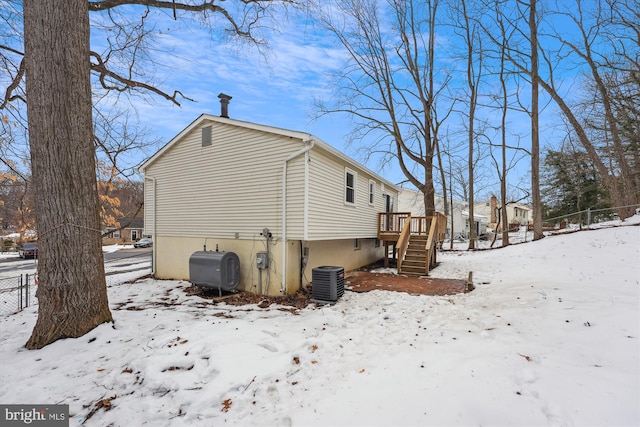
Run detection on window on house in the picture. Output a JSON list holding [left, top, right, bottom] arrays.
[[202, 125, 212, 147], [131, 230, 138, 241], [113, 229, 120, 238], [369, 180, 375, 205], [345, 169, 356, 205]]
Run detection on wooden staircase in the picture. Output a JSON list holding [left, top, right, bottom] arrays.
[[379, 211, 447, 277], [401, 235, 428, 277]]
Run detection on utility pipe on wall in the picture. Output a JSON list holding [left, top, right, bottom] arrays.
[[281, 137, 314, 294]]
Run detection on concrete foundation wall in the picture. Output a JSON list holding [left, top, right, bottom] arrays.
[[153, 235, 385, 296]]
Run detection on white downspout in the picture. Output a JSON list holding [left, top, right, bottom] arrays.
[[281, 137, 315, 294], [151, 177, 158, 276], [147, 176, 157, 275]]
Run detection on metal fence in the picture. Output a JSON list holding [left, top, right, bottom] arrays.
[[0, 274, 34, 316], [0, 252, 152, 317], [544, 204, 640, 229]]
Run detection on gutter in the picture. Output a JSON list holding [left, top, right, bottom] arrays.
[[281, 137, 315, 294]]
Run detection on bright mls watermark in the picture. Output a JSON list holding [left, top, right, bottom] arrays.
[[1, 405, 68, 426]]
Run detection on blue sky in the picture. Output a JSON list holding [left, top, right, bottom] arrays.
[[86, 2, 586, 201], [91, 6, 362, 176]]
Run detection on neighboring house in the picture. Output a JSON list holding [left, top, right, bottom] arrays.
[[102, 217, 145, 245], [474, 195, 532, 231], [398, 188, 487, 239], [139, 108, 399, 296]]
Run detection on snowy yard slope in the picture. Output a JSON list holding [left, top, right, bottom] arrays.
[[0, 222, 638, 426]]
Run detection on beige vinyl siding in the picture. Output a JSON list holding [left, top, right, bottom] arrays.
[[143, 177, 155, 236], [145, 121, 306, 239], [284, 155, 306, 240], [306, 149, 392, 240]]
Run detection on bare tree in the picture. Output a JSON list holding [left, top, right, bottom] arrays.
[[481, 0, 638, 220], [449, 0, 484, 248], [527, 0, 544, 240], [20, 0, 293, 349], [317, 0, 453, 215], [494, 0, 512, 245], [548, 0, 639, 216]]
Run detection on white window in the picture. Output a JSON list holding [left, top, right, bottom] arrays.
[[113, 229, 120, 238], [345, 168, 356, 205], [369, 180, 375, 205], [131, 230, 139, 240]]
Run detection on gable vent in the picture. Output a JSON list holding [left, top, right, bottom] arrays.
[[202, 125, 212, 147]]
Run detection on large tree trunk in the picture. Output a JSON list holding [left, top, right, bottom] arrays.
[[24, 0, 113, 349], [423, 154, 436, 217]]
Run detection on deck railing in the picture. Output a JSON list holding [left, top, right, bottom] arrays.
[[378, 212, 448, 241], [378, 212, 412, 236]]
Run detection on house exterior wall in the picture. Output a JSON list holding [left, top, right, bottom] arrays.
[[473, 199, 532, 228], [506, 204, 531, 225], [102, 227, 144, 245], [153, 235, 383, 295], [304, 238, 382, 273], [473, 200, 492, 221], [144, 121, 305, 240], [143, 119, 393, 241], [142, 115, 397, 295], [306, 150, 395, 240]]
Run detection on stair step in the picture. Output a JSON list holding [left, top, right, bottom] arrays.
[[401, 265, 427, 275], [404, 250, 426, 259], [402, 271, 425, 277], [403, 261, 425, 268], [399, 234, 433, 276]]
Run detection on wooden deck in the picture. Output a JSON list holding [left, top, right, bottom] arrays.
[[377, 212, 447, 277]]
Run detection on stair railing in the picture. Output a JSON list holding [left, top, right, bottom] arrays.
[[424, 215, 439, 272], [396, 213, 412, 271]]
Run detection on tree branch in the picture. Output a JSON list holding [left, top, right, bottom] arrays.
[[90, 51, 194, 105], [0, 58, 25, 109]]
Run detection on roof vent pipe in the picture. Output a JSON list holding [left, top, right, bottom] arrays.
[[218, 93, 232, 118]]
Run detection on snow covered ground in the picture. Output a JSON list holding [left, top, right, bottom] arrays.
[[0, 245, 151, 315], [0, 218, 638, 426]]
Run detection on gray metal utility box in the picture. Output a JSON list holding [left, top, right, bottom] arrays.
[[189, 250, 240, 292], [311, 266, 345, 302]]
